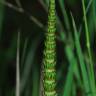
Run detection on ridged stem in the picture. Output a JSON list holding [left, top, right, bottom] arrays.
[[43, 0, 57, 96]]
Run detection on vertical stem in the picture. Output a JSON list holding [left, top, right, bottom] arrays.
[[16, 31, 20, 96], [82, 0, 96, 95], [43, 0, 57, 96]]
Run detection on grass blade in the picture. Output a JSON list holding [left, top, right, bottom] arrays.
[[32, 67, 39, 96], [20, 36, 40, 93], [82, 0, 96, 95], [71, 14, 91, 95], [59, 0, 71, 31], [63, 45, 81, 96]]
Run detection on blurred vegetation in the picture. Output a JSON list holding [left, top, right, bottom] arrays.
[[0, 0, 96, 96]]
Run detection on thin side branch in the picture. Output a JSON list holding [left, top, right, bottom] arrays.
[[0, 1, 44, 29], [0, 0, 24, 12], [16, 30, 20, 96], [15, 0, 22, 8]]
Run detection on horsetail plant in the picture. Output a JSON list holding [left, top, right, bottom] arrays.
[[42, 0, 57, 96]]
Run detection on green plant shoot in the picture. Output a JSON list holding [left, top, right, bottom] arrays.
[[43, 0, 57, 96]]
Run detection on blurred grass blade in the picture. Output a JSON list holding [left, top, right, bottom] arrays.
[[16, 31, 20, 96], [79, 0, 92, 33], [71, 14, 91, 95], [59, 0, 71, 31], [63, 46, 79, 96], [21, 38, 28, 66], [72, 81, 76, 96], [32, 67, 39, 96], [20, 36, 40, 93], [92, 0, 96, 27], [0, 0, 5, 40], [56, 14, 66, 42], [82, 0, 96, 95], [63, 46, 74, 96]]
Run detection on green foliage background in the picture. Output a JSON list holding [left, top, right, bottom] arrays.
[[0, 0, 96, 96]]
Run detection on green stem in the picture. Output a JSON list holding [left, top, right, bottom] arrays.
[[43, 0, 57, 96], [82, 0, 96, 95]]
